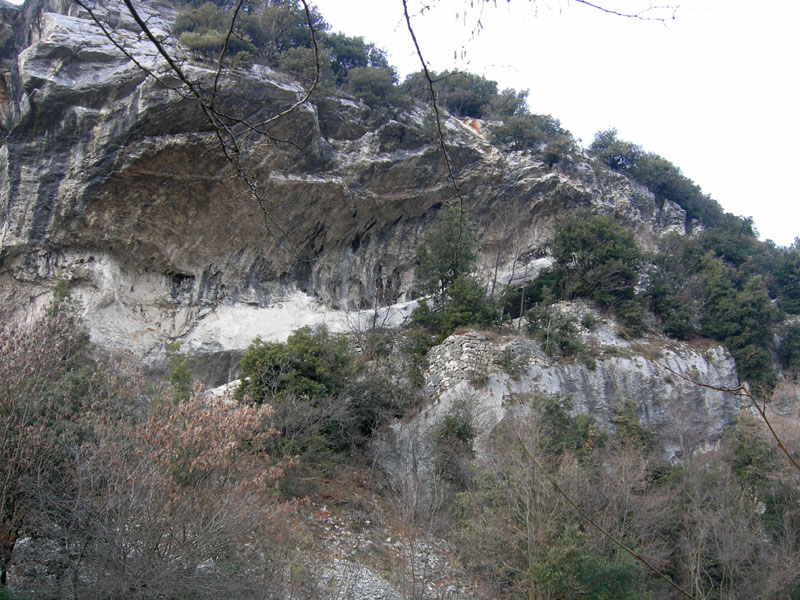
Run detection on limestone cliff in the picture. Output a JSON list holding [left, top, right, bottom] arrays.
[[375, 302, 745, 503], [0, 0, 686, 362]]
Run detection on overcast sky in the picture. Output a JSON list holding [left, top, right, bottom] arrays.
[[312, 0, 800, 247]]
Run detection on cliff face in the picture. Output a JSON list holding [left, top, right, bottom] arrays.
[[0, 0, 686, 361], [375, 302, 744, 502]]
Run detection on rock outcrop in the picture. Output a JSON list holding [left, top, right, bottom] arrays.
[[376, 303, 743, 505], [1, 0, 685, 362]]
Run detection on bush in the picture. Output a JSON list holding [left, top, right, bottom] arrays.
[[496, 346, 529, 381], [434, 403, 475, 487], [699, 213, 760, 269], [774, 239, 800, 314], [611, 401, 654, 449], [589, 129, 723, 227], [530, 393, 604, 458], [701, 270, 777, 394], [236, 326, 410, 457], [236, 326, 353, 404], [325, 32, 389, 84], [411, 275, 498, 339], [551, 210, 641, 309], [490, 113, 570, 153], [402, 70, 499, 118], [174, 1, 328, 66], [486, 87, 529, 118], [175, 2, 256, 60], [165, 342, 193, 402], [415, 206, 477, 300], [779, 322, 800, 375], [345, 66, 401, 107], [526, 305, 584, 358], [277, 46, 333, 88]]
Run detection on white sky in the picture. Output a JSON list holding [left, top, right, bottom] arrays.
[[312, 0, 800, 247], [6, 0, 797, 245]]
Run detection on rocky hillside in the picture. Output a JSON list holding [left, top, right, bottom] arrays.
[[3, 2, 800, 599], [1, 0, 685, 364]]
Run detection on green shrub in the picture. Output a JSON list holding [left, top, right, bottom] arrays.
[[529, 393, 604, 458], [490, 114, 570, 154], [699, 213, 761, 269], [434, 403, 475, 487], [486, 87, 529, 118], [496, 346, 529, 381], [345, 66, 401, 107], [589, 128, 723, 227], [616, 296, 646, 337], [410, 207, 497, 339], [580, 312, 598, 331], [551, 211, 641, 309], [174, 1, 327, 66], [165, 342, 193, 402], [526, 305, 584, 358], [325, 32, 389, 84], [611, 401, 654, 449], [175, 2, 256, 60], [277, 46, 333, 88], [531, 526, 647, 600], [236, 326, 411, 458], [236, 326, 352, 404], [647, 274, 695, 339], [701, 269, 777, 394], [774, 239, 800, 314], [411, 275, 498, 339], [779, 322, 800, 375], [415, 206, 477, 300], [402, 70, 499, 118]]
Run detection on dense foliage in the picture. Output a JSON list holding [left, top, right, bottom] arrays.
[[510, 211, 646, 335], [504, 204, 794, 395], [449, 395, 800, 600], [589, 129, 724, 227], [411, 207, 498, 342], [1, 297, 319, 599], [236, 326, 410, 460], [646, 223, 784, 394], [551, 211, 641, 308], [173, 0, 402, 105]]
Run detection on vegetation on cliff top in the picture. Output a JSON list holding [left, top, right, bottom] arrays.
[[5, 1, 800, 597]]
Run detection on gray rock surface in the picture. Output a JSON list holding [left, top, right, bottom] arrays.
[[376, 303, 743, 504], [1, 0, 684, 362]]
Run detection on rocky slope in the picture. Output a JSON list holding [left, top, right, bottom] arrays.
[[6, 4, 800, 598], [375, 301, 744, 505], [1, 0, 686, 365]]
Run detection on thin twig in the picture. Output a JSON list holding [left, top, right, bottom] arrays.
[[573, 0, 678, 21], [210, 0, 246, 108], [515, 430, 698, 600], [616, 325, 800, 474], [400, 0, 465, 212]]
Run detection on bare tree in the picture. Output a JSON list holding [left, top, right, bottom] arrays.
[[0, 298, 89, 588]]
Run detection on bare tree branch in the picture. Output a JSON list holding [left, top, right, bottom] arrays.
[[515, 429, 698, 600], [401, 0, 465, 212], [573, 0, 679, 21], [210, 0, 247, 108], [616, 325, 800, 474]]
